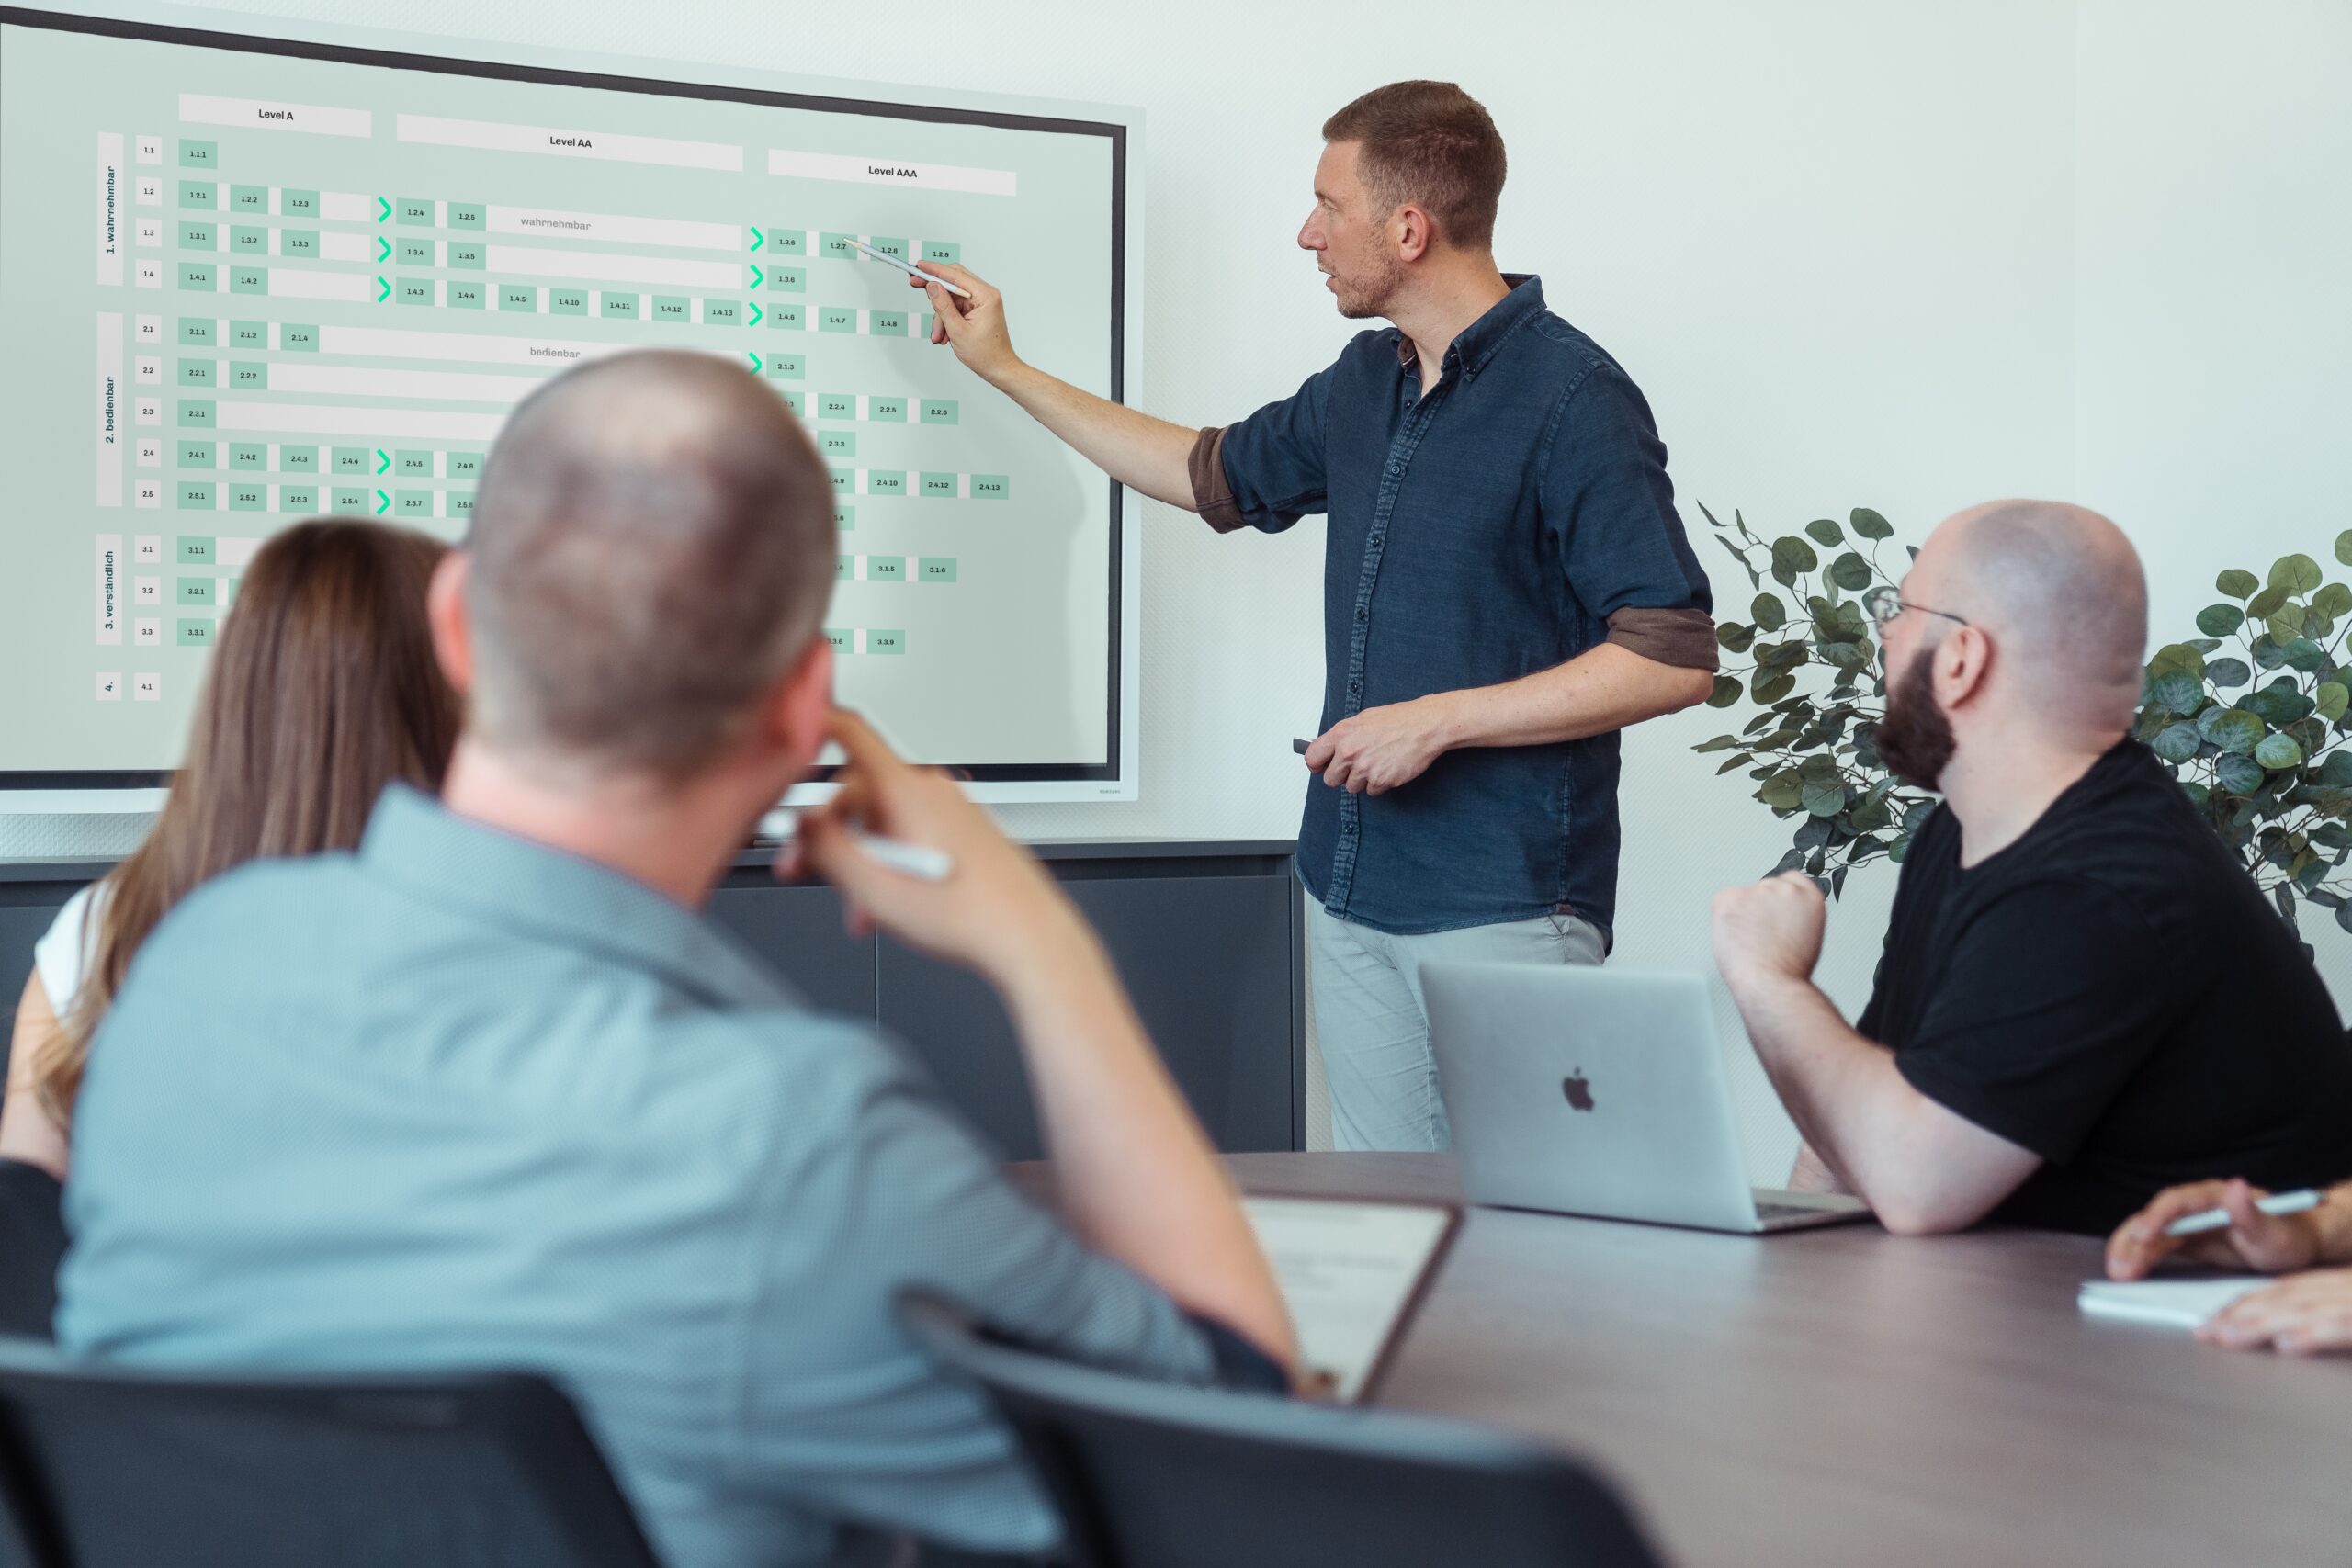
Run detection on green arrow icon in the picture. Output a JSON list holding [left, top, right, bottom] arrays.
[[375, 196, 390, 222], [375, 449, 390, 476], [749, 300, 763, 328], [374, 489, 390, 515], [374, 236, 391, 263], [747, 351, 763, 375], [375, 276, 391, 303], [750, 226, 764, 253], [749, 263, 764, 291]]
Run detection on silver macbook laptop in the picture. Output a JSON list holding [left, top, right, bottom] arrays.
[[1422, 963, 1871, 1235]]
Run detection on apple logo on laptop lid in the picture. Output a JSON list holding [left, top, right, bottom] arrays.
[[1562, 1070, 1594, 1112]]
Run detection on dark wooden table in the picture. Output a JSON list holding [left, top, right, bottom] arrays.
[[1215, 1153, 2352, 1568]]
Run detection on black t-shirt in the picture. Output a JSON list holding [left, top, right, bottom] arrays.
[[1862, 739, 2352, 1235]]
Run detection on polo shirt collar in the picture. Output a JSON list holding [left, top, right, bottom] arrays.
[[358, 784, 797, 1010], [1391, 273, 1545, 383]]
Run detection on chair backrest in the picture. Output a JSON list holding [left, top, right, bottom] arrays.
[[899, 1293, 1668, 1568], [0, 1341, 662, 1568], [0, 1162, 65, 1340]]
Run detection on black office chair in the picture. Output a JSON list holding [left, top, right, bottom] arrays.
[[0, 1161, 65, 1340], [899, 1293, 1669, 1568], [0, 1342, 662, 1568]]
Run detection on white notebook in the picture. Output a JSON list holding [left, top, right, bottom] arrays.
[[1241, 1196, 1457, 1403], [2076, 1276, 2267, 1330]]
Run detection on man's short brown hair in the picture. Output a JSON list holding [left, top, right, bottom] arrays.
[[464, 350, 836, 779], [1322, 81, 1507, 250]]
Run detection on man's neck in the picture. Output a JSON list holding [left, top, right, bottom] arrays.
[[1389, 254, 1513, 388], [1939, 728, 2124, 869], [438, 738, 768, 908]]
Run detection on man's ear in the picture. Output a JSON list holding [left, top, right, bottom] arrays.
[[427, 550, 473, 694], [1936, 624, 1996, 711], [1394, 203, 1434, 264], [762, 630, 836, 775]]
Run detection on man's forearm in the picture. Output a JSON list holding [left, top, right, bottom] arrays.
[[990, 911, 1295, 1365], [1430, 642, 1713, 750], [2318, 1182, 2352, 1264], [988, 360, 1200, 510]]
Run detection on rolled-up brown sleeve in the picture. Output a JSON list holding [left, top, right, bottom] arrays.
[[1187, 425, 1249, 535], [1604, 606, 1719, 671]]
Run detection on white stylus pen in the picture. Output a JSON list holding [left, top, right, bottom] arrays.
[[844, 235, 974, 299], [759, 808, 955, 882], [2163, 1188, 2324, 1237]]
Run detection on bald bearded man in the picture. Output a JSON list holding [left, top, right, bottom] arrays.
[[1712, 501, 2352, 1236]]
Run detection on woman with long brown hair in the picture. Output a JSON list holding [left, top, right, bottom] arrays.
[[1, 520, 459, 1179]]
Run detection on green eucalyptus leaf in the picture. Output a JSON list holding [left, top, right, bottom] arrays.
[[2267, 607, 2304, 644], [2196, 604, 2247, 637], [1716, 754, 1753, 774], [1694, 734, 1745, 753], [1752, 671, 1797, 704], [1772, 536, 1820, 575], [1706, 675, 1743, 708], [1888, 833, 1912, 863], [2337, 900, 2352, 934], [2248, 585, 2290, 619], [1827, 551, 1873, 592], [2217, 568, 2261, 600], [2318, 683, 2349, 723], [2199, 705, 2267, 754], [2151, 641, 2207, 678], [2151, 721, 2203, 764], [1850, 508, 1894, 540], [2316, 582, 2352, 619], [1805, 518, 1845, 547], [2214, 752, 2267, 795], [1802, 779, 1845, 818], [1758, 770, 1804, 810], [1714, 534, 1762, 591], [2271, 553, 2324, 594], [2147, 669, 2206, 715], [2337, 531, 2352, 568], [2256, 732, 2305, 771], [2307, 604, 2337, 641], [2285, 637, 2332, 673], [2205, 657, 2253, 690], [1751, 593, 1787, 630], [2251, 634, 2290, 671]]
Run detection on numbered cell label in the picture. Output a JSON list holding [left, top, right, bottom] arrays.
[[920, 399, 959, 425], [918, 557, 957, 583]]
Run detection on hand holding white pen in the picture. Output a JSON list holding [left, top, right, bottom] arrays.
[[846, 236, 974, 298]]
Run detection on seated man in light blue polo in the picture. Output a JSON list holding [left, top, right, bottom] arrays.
[[54, 350, 1295, 1568]]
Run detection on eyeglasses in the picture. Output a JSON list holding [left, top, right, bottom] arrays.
[[1862, 585, 1971, 634]]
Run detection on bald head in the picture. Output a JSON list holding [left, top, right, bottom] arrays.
[[465, 350, 836, 777], [1905, 500, 2147, 734]]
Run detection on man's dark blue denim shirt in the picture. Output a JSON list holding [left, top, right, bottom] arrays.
[[1191, 276, 1713, 940]]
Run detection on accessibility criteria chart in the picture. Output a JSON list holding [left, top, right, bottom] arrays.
[[2, 15, 1122, 780]]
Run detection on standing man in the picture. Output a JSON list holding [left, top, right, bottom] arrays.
[[912, 81, 1716, 1151]]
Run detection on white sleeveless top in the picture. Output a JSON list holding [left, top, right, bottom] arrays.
[[31, 884, 107, 1016]]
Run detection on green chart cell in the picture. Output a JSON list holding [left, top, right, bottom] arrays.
[[818, 307, 856, 333], [280, 229, 319, 260], [331, 487, 369, 514], [176, 618, 215, 648], [866, 556, 905, 582], [280, 485, 318, 513], [176, 536, 215, 564], [178, 262, 216, 292], [228, 444, 264, 471], [601, 293, 639, 321], [971, 474, 1011, 501], [869, 237, 910, 262], [819, 232, 856, 260], [225, 362, 264, 391], [397, 197, 435, 225], [921, 240, 960, 265], [178, 139, 217, 169], [448, 202, 486, 230], [779, 389, 805, 416], [867, 630, 906, 656], [331, 448, 372, 476], [767, 230, 806, 256], [448, 243, 485, 270], [177, 317, 214, 347], [227, 320, 264, 350], [230, 186, 266, 215], [395, 238, 433, 266], [821, 628, 850, 654], [231, 226, 266, 255], [869, 396, 908, 423], [281, 445, 318, 474], [281, 189, 319, 219], [919, 557, 957, 583], [393, 450, 433, 479], [650, 295, 689, 322], [394, 490, 434, 520], [230, 266, 266, 296], [866, 470, 906, 497], [827, 468, 854, 494], [448, 492, 475, 521], [816, 392, 854, 420], [175, 441, 215, 468], [176, 220, 216, 251], [500, 284, 537, 312], [178, 179, 216, 209], [396, 277, 433, 307], [701, 299, 741, 326], [819, 431, 856, 459], [176, 481, 214, 509], [767, 303, 805, 332], [872, 311, 908, 336], [281, 323, 319, 352], [176, 400, 214, 429], [176, 359, 213, 389], [449, 281, 486, 310], [763, 353, 801, 379], [447, 452, 486, 481], [550, 288, 588, 316], [768, 265, 805, 292], [921, 399, 959, 425], [834, 556, 854, 581], [226, 482, 266, 513], [833, 504, 854, 532], [919, 472, 957, 499]]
